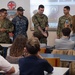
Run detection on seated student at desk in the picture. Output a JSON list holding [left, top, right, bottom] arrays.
[[33, 32, 46, 48], [6, 35, 27, 64], [55, 28, 75, 50], [52, 28, 75, 75], [19, 37, 53, 75], [0, 55, 15, 74]]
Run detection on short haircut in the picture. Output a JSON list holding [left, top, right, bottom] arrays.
[[62, 28, 71, 36], [64, 6, 70, 10], [26, 37, 40, 54], [38, 4, 44, 9], [33, 32, 40, 40], [0, 8, 7, 12]]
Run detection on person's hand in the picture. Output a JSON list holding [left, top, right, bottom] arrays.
[[0, 28, 6, 32], [37, 52, 44, 59], [42, 32, 47, 37], [23, 47, 29, 57]]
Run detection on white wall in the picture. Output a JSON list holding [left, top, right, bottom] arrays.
[[0, 0, 57, 46]]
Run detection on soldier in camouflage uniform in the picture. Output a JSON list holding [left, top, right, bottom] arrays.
[[32, 5, 48, 44], [0, 8, 14, 43], [57, 6, 72, 38]]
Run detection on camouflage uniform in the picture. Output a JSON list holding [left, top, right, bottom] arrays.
[[0, 18, 14, 43], [57, 15, 72, 38], [32, 13, 48, 44]]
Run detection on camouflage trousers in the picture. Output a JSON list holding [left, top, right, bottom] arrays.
[[40, 37, 47, 44]]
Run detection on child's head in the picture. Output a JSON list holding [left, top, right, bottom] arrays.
[[25, 37, 40, 55], [62, 28, 71, 36], [10, 34, 27, 57], [33, 32, 41, 40]]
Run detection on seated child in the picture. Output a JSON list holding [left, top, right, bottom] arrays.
[[19, 37, 53, 75]]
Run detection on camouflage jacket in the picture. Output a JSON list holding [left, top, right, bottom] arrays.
[[57, 15, 72, 38], [0, 18, 14, 43], [32, 13, 48, 33]]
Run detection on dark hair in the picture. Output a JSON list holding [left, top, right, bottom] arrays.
[[0, 8, 7, 12], [26, 37, 40, 54], [38, 4, 44, 9], [10, 35, 27, 57], [62, 28, 71, 36], [64, 6, 70, 10], [33, 32, 40, 40]]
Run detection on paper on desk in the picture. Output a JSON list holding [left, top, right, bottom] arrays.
[[11, 64, 19, 75]]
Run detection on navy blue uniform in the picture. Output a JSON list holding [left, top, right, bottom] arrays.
[[12, 15, 28, 39]]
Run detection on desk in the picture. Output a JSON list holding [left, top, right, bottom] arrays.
[[41, 53, 75, 62], [0, 64, 69, 75], [12, 64, 19, 75], [44, 67, 69, 75], [11, 64, 69, 75], [0, 64, 19, 75], [0, 44, 12, 47]]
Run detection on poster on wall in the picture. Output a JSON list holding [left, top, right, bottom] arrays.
[[7, 10, 16, 21], [7, 1, 16, 21]]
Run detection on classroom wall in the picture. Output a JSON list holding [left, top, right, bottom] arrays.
[[0, 0, 58, 46]]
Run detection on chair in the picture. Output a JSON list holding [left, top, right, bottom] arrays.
[[51, 49, 73, 55], [45, 58, 60, 67], [51, 49, 74, 75], [39, 48, 46, 53]]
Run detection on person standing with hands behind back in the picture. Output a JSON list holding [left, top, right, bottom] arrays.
[[32, 5, 49, 44], [57, 6, 72, 39]]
